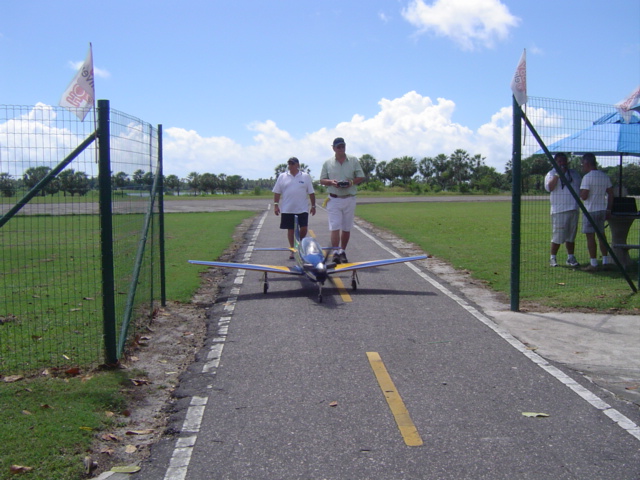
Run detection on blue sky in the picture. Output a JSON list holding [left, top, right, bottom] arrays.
[[1, 0, 639, 180]]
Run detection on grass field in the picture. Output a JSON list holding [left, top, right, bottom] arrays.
[[356, 201, 640, 311], [0, 210, 255, 480], [163, 211, 257, 302]]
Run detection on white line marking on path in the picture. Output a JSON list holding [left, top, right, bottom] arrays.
[[354, 223, 640, 442], [163, 211, 269, 480]]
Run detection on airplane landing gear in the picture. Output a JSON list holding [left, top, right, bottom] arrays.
[[351, 271, 359, 290]]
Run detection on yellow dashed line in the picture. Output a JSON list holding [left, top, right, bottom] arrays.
[[366, 351, 423, 447], [330, 277, 352, 302]]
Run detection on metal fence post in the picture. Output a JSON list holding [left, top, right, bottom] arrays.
[[158, 125, 167, 306], [510, 96, 522, 311], [97, 99, 118, 365]]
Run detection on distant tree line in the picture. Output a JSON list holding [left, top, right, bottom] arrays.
[[506, 154, 640, 195], [2, 151, 637, 198], [0, 166, 93, 198]]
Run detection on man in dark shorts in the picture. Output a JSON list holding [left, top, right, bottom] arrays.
[[272, 157, 316, 258]]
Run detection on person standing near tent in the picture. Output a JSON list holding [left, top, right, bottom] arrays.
[[579, 153, 614, 271], [544, 153, 582, 267], [272, 157, 316, 259]]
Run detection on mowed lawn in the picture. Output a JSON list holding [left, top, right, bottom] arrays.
[[356, 201, 640, 311]]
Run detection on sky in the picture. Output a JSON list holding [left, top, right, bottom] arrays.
[[1, 0, 639, 181]]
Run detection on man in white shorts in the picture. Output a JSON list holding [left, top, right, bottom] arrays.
[[319, 138, 365, 264], [579, 153, 614, 271], [544, 153, 581, 267]]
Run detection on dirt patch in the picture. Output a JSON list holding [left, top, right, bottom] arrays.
[[88, 219, 251, 478]]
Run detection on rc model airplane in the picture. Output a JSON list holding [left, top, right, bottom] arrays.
[[189, 216, 428, 302]]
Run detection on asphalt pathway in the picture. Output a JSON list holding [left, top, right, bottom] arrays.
[[129, 205, 640, 480]]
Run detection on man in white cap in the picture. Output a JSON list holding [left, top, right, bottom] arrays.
[[273, 157, 316, 259], [319, 138, 365, 264]]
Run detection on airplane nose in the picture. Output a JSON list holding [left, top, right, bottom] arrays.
[[315, 263, 327, 283]]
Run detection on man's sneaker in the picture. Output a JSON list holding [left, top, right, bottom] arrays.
[[582, 264, 598, 272], [566, 258, 579, 267], [549, 258, 558, 267], [332, 253, 341, 264], [289, 252, 295, 260], [339, 252, 348, 264]]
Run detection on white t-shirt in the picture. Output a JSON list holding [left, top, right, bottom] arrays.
[[544, 168, 582, 214], [272, 171, 314, 213], [580, 169, 612, 212]]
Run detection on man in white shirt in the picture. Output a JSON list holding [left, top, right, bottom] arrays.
[[579, 153, 614, 271], [319, 138, 365, 264], [544, 153, 582, 267], [272, 157, 316, 259]]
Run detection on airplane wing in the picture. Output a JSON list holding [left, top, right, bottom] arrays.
[[329, 255, 428, 273], [188, 260, 303, 275]]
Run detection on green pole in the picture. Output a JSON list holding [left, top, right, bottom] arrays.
[[158, 125, 167, 306], [510, 96, 522, 311], [97, 99, 118, 365]]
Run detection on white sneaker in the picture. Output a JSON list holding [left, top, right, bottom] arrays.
[[549, 258, 558, 267], [566, 258, 579, 267]]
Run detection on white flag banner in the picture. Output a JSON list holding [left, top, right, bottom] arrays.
[[59, 44, 95, 121], [510, 49, 527, 107], [615, 85, 640, 123]]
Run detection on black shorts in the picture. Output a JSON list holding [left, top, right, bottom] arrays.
[[280, 212, 309, 230]]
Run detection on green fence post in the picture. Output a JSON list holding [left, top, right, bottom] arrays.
[[158, 125, 166, 306], [97, 99, 118, 365], [510, 96, 522, 312]]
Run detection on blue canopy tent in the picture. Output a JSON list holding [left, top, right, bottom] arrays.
[[543, 111, 640, 196]]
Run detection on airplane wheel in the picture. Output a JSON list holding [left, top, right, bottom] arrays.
[[318, 294, 323, 303], [352, 279, 357, 290], [263, 283, 268, 294]]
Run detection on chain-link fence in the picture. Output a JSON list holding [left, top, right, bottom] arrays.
[[513, 96, 640, 309], [0, 101, 164, 375]]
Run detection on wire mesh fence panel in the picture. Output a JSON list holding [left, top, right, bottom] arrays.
[[0, 105, 103, 374], [108, 110, 161, 353], [519, 97, 640, 308], [0, 104, 162, 375]]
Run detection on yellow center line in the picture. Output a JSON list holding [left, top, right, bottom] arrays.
[[366, 351, 423, 447], [329, 277, 352, 302]]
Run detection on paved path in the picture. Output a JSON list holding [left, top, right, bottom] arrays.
[[128, 205, 640, 480]]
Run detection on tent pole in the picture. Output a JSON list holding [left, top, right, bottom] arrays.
[[619, 154, 623, 197]]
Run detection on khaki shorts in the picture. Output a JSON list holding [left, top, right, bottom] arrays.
[[326, 196, 356, 232], [551, 210, 578, 244], [582, 210, 606, 234]]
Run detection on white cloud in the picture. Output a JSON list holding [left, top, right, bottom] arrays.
[[163, 91, 515, 180], [0, 95, 517, 182], [529, 43, 544, 56], [401, 0, 520, 51], [69, 60, 110, 78]]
